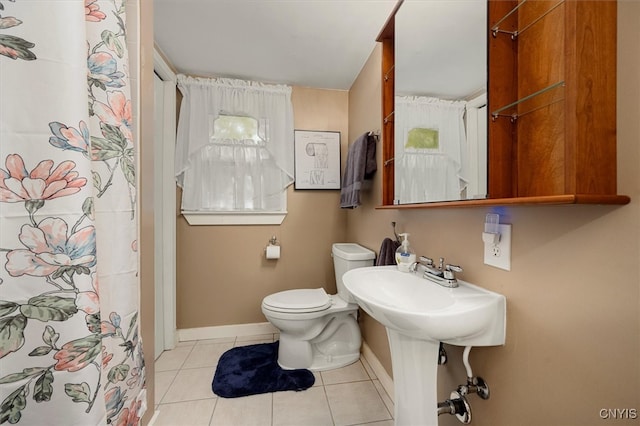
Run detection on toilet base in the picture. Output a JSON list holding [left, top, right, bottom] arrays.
[[307, 351, 360, 372], [275, 311, 362, 371], [278, 346, 361, 372]]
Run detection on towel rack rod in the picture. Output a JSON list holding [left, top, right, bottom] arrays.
[[490, 0, 527, 37], [491, 80, 565, 121], [492, 0, 564, 39], [384, 64, 395, 82]]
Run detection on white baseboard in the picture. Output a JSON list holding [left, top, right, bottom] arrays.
[[362, 341, 394, 403], [177, 322, 278, 342], [147, 409, 160, 426]]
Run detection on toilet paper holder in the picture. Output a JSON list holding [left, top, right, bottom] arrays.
[[265, 236, 281, 259]]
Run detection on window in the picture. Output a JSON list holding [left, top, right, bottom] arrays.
[[176, 75, 294, 225]]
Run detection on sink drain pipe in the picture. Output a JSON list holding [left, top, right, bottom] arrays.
[[437, 391, 472, 423], [437, 346, 491, 424]]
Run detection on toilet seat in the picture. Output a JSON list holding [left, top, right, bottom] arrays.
[[262, 288, 332, 313]]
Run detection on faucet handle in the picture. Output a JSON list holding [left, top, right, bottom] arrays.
[[418, 256, 434, 266], [444, 264, 463, 280], [446, 264, 463, 272]]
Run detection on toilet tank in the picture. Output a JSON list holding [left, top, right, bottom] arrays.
[[332, 243, 375, 303]]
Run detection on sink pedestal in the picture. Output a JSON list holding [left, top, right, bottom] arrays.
[[387, 329, 440, 426]]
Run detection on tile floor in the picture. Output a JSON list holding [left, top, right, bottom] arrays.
[[154, 333, 394, 426]]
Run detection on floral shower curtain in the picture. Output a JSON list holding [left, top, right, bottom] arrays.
[[0, 1, 146, 425]]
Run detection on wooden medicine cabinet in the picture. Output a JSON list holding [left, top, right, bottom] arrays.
[[378, 0, 630, 209]]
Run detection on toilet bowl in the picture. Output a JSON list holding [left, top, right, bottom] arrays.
[[261, 243, 375, 371]]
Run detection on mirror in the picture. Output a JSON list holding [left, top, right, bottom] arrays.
[[393, 0, 487, 204]]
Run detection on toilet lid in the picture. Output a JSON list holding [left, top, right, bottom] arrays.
[[263, 288, 332, 313]]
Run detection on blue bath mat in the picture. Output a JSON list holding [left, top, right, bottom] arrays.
[[212, 341, 315, 398]]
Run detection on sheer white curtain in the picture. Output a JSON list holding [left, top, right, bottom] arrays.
[[176, 75, 294, 211], [395, 96, 467, 203]]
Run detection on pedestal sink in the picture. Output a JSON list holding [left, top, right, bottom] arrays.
[[342, 266, 506, 426]]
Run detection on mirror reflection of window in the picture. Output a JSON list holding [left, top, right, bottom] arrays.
[[406, 128, 439, 150], [393, 0, 487, 204], [394, 96, 468, 204]]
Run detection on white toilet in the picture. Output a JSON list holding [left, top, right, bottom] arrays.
[[261, 243, 375, 371]]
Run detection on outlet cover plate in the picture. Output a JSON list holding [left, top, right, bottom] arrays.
[[484, 224, 511, 271]]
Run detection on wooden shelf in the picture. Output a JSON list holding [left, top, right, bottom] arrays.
[[376, 194, 631, 210]]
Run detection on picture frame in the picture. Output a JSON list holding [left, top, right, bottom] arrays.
[[294, 130, 341, 189]]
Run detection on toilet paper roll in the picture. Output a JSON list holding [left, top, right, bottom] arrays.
[[266, 245, 280, 259]]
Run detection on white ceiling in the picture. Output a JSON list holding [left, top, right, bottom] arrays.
[[154, 0, 398, 90], [154, 0, 486, 97]]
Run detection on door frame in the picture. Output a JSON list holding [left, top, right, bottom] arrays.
[[465, 92, 488, 199], [153, 49, 177, 353]]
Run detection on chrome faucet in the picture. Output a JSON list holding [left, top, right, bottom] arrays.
[[411, 256, 443, 277], [411, 256, 463, 288]]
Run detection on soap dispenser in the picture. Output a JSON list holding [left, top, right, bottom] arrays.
[[395, 233, 416, 272]]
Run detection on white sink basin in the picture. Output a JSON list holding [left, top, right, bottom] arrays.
[[342, 266, 506, 426], [342, 266, 506, 346]]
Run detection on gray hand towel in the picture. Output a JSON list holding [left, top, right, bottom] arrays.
[[340, 133, 377, 208], [376, 238, 400, 266]]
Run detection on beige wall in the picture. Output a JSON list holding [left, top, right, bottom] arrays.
[[347, 2, 640, 426], [176, 87, 350, 328]]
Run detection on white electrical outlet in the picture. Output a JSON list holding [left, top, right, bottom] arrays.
[[484, 224, 511, 270]]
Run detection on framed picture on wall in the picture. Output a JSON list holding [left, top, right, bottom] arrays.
[[294, 130, 341, 189]]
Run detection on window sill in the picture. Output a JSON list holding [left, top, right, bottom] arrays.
[[182, 211, 287, 225]]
